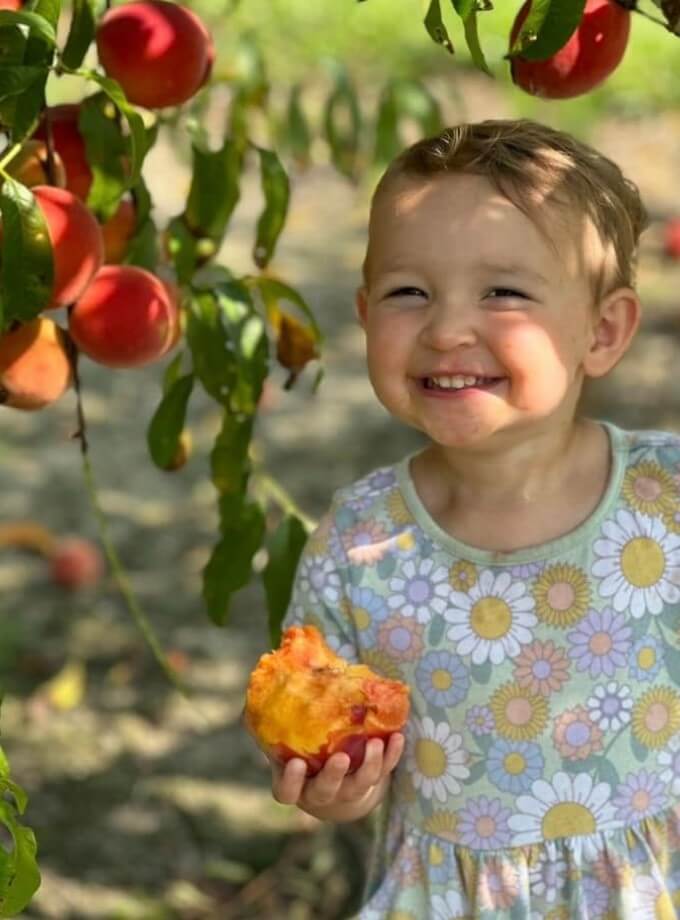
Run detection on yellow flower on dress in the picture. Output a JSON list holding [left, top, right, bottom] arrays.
[[632, 686, 680, 749], [423, 810, 458, 842], [449, 560, 477, 592], [490, 682, 549, 741], [533, 564, 590, 628], [387, 489, 413, 525], [623, 461, 678, 518], [545, 907, 570, 920]]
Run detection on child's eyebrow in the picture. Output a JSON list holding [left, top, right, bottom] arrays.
[[475, 261, 549, 284]]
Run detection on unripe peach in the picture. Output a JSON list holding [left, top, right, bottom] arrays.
[[101, 196, 137, 264], [49, 537, 104, 590], [0, 318, 72, 410], [95, 0, 215, 109], [6, 140, 67, 189], [510, 0, 630, 99], [32, 186, 105, 309], [69, 265, 180, 368], [34, 105, 93, 201]]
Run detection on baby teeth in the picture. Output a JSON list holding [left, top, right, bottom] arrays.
[[430, 375, 482, 389]]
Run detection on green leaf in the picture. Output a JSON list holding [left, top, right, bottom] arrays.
[[215, 284, 268, 414], [427, 614, 445, 646], [374, 79, 443, 167], [0, 179, 53, 330], [594, 756, 620, 789], [424, 0, 454, 54], [252, 146, 289, 269], [0, 748, 8, 783], [203, 497, 265, 626], [253, 276, 322, 341], [0, 800, 40, 917], [464, 760, 486, 784], [630, 734, 648, 763], [376, 554, 397, 580], [162, 350, 185, 393], [0, 66, 44, 103], [510, 0, 587, 61], [32, 0, 60, 30], [147, 374, 194, 470], [471, 659, 492, 684], [323, 65, 362, 181], [61, 0, 100, 68], [663, 645, 680, 685], [284, 84, 311, 167], [165, 216, 198, 285], [263, 515, 308, 646], [79, 93, 128, 218], [186, 290, 235, 403], [75, 70, 150, 190], [0, 10, 55, 45], [463, 11, 491, 75], [210, 411, 253, 496], [185, 138, 242, 240], [450, 0, 475, 18]]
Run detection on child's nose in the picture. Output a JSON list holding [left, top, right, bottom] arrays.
[[418, 300, 478, 351]]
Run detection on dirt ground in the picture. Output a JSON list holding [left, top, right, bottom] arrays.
[[3, 74, 680, 919]]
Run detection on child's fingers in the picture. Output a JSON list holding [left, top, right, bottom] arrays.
[[343, 737, 387, 794], [300, 752, 351, 807], [271, 757, 307, 805], [381, 732, 405, 776]]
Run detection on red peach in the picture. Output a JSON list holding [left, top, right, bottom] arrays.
[[69, 265, 180, 368], [510, 0, 630, 99], [32, 185, 105, 309], [663, 218, 680, 261], [35, 105, 93, 201], [0, 318, 73, 411], [95, 0, 215, 109], [101, 196, 137, 264], [49, 537, 104, 590], [6, 140, 67, 189]]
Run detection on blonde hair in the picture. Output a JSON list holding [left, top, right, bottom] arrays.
[[368, 118, 648, 300]]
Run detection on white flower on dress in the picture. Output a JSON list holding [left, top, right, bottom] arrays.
[[528, 852, 567, 904], [592, 509, 680, 617], [297, 554, 342, 607], [508, 771, 617, 847], [406, 716, 470, 803], [432, 888, 467, 920], [388, 558, 449, 623], [631, 872, 676, 918], [658, 734, 680, 796], [445, 569, 537, 665], [586, 681, 633, 731]]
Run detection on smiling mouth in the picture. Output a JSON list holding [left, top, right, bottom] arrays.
[[421, 376, 505, 392]]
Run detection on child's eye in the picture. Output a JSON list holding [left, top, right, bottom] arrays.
[[486, 287, 528, 300], [387, 287, 427, 299]]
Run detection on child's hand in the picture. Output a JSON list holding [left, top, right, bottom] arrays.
[[271, 733, 405, 822]]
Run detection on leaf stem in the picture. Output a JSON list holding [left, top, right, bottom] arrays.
[[0, 143, 21, 177], [252, 471, 316, 532], [68, 341, 189, 695]]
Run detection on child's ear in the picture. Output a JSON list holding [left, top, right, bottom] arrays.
[[583, 287, 641, 378], [355, 286, 368, 329]]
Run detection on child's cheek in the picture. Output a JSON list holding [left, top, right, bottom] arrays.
[[500, 327, 572, 413]]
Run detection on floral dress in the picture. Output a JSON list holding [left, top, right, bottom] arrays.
[[282, 422, 680, 919]]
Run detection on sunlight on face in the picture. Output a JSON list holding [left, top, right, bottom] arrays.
[[357, 172, 606, 450]]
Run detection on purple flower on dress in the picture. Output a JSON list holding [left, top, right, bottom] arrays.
[[567, 606, 632, 677], [613, 770, 666, 821], [466, 705, 494, 736], [388, 558, 449, 623], [658, 735, 680, 796], [457, 795, 512, 849], [581, 876, 609, 916], [510, 562, 543, 580]]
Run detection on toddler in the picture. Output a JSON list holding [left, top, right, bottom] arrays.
[[271, 118, 680, 918]]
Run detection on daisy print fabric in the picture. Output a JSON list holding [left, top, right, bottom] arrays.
[[282, 424, 680, 919]]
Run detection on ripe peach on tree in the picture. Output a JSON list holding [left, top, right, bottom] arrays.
[[509, 0, 631, 99], [32, 185, 104, 309], [95, 0, 215, 109], [0, 318, 72, 411], [6, 140, 66, 189], [68, 265, 180, 368]]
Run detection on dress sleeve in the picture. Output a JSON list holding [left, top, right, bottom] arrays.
[[280, 509, 360, 664]]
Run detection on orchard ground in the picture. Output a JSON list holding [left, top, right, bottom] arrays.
[[4, 75, 680, 919]]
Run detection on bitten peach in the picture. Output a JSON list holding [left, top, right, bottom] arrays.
[[510, 0, 630, 99], [69, 265, 180, 368], [0, 318, 72, 410], [95, 0, 214, 109], [32, 185, 104, 309], [244, 625, 410, 776]]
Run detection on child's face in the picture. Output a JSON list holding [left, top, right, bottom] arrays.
[[356, 171, 608, 451]]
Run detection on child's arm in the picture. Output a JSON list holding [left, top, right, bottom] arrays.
[[271, 733, 405, 824]]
